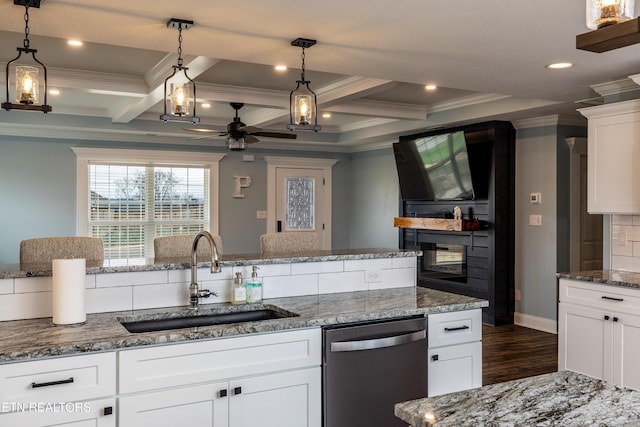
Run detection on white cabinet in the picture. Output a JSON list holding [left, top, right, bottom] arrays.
[[0, 352, 116, 426], [558, 278, 640, 390], [579, 99, 640, 213], [427, 309, 482, 396], [118, 328, 322, 427]]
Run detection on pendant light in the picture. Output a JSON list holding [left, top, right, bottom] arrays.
[[288, 38, 321, 132], [2, 0, 52, 113], [160, 18, 200, 124]]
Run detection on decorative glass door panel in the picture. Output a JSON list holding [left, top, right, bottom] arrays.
[[275, 168, 325, 248], [285, 177, 315, 231]]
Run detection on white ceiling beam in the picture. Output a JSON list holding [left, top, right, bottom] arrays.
[[110, 56, 221, 123]]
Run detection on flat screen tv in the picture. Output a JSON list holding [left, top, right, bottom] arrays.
[[393, 131, 476, 201]]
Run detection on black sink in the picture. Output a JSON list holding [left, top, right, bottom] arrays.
[[120, 308, 297, 333]]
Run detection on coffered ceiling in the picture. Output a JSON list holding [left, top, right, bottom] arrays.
[[1, 0, 640, 151]]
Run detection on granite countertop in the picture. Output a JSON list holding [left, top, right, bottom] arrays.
[[0, 248, 420, 279], [395, 370, 640, 427], [557, 269, 640, 290], [0, 286, 486, 363]]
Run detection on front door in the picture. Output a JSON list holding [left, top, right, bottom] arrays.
[[275, 167, 326, 248]]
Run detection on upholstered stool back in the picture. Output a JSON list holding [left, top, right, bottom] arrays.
[[260, 232, 320, 255], [20, 237, 104, 270], [154, 234, 223, 263]]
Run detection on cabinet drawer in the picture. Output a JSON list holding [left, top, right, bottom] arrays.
[[428, 309, 481, 348], [0, 352, 115, 408], [559, 279, 640, 314], [118, 328, 321, 394]]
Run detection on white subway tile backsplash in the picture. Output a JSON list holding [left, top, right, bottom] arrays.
[[86, 287, 133, 313], [370, 267, 416, 290], [292, 261, 344, 275], [0, 279, 13, 295], [612, 238, 633, 256], [263, 274, 318, 299], [96, 270, 168, 288], [344, 258, 393, 271], [318, 271, 367, 294], [0, 292, 52, 321], [392, 257, 416, 269], [611, 255, 640, 272], [15, 276, 52, 293], [0, 255, 418, 320], [612, 215, 633, 225]]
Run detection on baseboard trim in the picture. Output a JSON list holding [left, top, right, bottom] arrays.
[[514, 312, 557, 334]]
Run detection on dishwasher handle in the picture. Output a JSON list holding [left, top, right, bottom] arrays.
[[330, 329, 426, 352]]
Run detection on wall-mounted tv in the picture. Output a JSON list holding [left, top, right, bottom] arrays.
[[393, 130, 485, 201]]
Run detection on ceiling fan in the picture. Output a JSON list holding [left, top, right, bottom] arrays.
[[185, 102, 297, 151]]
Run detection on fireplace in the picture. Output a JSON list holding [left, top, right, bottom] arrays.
[[421, 242, 466, 283]]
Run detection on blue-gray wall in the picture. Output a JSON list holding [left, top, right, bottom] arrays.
[[0, 136, 357, 264]]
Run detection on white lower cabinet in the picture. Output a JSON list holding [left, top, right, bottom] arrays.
[[0, 352, 116, 427], [118, 328, 322, 427], [559, 279, 640, 391], [427, 309, 482, 396]]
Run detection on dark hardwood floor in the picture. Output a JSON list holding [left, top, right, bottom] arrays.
[[482, 324, 558, 385]]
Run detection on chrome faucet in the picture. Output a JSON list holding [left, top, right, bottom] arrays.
[[189, 231, 222, 310]]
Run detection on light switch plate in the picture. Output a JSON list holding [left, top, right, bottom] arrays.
[[529, 214, 542, 226], [256, 210, 267, 219], [530, 192, 542, 204]]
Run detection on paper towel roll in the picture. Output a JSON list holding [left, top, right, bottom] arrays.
[[52, 258, 86, 325]]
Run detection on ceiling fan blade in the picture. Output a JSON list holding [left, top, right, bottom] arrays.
[[183, 127, 224, 134], [192, 134, 216, 141], [251, 131, 297, 140], [245, 135, 260, 144]]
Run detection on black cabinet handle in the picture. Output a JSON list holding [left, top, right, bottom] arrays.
[[104, 407, 113, 416], [444, 325, 470, 332], [219, 389, 228, 398], [613, 317, 619, 322], [31, 377, 74, 388], [605, 315, 610, 321], [431, 354, 439, 362], [602, 296, 624, 302], [276, 221, 282, 232], [234, 386, 242, 395]]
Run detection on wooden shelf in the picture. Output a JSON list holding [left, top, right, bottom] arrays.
[[393, 217, 482, 232], [577, 17, 640, 53]]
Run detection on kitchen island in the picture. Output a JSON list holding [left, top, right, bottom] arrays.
[[0, 286, 486, 362], [395, 370, 640, 426]]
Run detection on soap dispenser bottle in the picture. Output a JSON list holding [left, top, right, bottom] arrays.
[[245, 266, 262, 304], [231, 272, 246, 305]]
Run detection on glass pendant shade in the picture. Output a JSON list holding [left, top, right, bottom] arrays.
[[226, 136, 246, 151], [587, 0, 636, 29], [170, 82, 191, 116], [16, 65, 38, 105], [293, 94, 313, 125]]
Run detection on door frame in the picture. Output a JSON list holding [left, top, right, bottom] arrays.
[[264, 156, 338, 250]]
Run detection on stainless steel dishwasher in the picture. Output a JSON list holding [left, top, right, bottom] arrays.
[[323, 316, 428, 427]]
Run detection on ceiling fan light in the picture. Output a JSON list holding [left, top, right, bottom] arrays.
[[226, 135, 247, 151]]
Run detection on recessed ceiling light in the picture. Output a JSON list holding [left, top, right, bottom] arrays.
[[275, 65, 287, 71], [547, 62, 573, 69], [201, 103, 211, 108], [49, 89, 60, 95], [67, 40, 83, 47], [322, 112, 332, 118], [424, 84, 437, 91]]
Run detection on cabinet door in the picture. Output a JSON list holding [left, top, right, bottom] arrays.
[[428, 341, 481, 397], [119, 382, 228, 427], [558, 302, 613, 381], [0, 397, 115, 427], [614, 313, 640, 391], [587, 110, 640, 213], [228, 367, 321, 427]]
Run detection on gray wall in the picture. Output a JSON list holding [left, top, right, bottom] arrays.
[[514, 124, 586, 323], [0, 137, 354, 264]]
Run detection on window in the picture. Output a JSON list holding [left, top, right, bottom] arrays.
[[73, 148, 225, 266]]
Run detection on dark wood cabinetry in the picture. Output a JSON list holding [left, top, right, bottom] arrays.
[[397, 121, 515, 325]]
